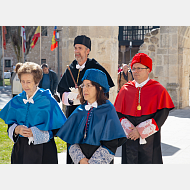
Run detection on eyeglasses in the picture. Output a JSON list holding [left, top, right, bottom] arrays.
[[80, 83, 94, 89], [131, 67, 148, 72]]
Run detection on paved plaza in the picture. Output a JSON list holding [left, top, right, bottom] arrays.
[[1, 85, 190, 164]]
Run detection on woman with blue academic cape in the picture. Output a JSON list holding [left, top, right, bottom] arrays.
[[56, 69, 127, 164], [0, 62, 67, 164]]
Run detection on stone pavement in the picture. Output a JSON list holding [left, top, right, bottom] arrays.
[[0, 86, 12, 109], [1, 85, 190, 164], [161, 107, 190, 164]]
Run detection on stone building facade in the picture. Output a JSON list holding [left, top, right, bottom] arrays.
[[118, 26, 160, 66], [4, 42, 18, 72], [138, 26, 190, 109]]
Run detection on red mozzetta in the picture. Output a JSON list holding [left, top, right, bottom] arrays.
[[114, 79, 174, 117]]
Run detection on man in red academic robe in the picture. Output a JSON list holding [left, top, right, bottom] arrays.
[[114, 53, 174, 164]]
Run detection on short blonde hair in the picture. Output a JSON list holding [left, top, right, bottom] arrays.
[[18, 62, 43, 84]]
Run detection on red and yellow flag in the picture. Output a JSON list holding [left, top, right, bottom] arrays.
[[30, 26, 41, 49], [51, 26, 58, 51]]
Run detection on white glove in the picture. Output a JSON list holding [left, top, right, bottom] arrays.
[[67, 87, 80, 105]]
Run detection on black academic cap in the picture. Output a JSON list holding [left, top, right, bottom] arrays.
[[74, 35, 91, 50]]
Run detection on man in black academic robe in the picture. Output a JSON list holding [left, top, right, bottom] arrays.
[[114, 53, 175, 164], [57, 35, 114, 164]]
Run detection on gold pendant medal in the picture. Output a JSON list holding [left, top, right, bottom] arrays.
[[137, 105, 141, 110], [137, 88, 142, 110]]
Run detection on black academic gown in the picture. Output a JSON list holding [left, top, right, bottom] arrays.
[[117, 108, 169, 164], [10, 128, 59, 164], [114, 80, 175, 164], [58, 58, 115, 117], [57, 58, 115, 164]]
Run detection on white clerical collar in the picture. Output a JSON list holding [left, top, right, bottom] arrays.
[[76, 61, 86, 71], [135, 77, 150, 88], [26, 87, 40, 100]]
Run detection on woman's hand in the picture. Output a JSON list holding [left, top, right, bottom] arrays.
[[14, 125, 33, 137], [79, 158, 89, 164]]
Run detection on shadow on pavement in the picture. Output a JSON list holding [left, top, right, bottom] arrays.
[[168, 106, 190, 119], [0, 86, 12, 96], [161, 142, 180, 156], [116, 143, 180, 157]]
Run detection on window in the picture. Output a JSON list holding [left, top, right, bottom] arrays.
[[119, 26, 160, 46], [41, 26, 47, 36], [5, 60, 11, 67], [41, 59, 46, 64]]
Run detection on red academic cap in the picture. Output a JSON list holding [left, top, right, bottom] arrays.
[[131, 53, 152, 72]]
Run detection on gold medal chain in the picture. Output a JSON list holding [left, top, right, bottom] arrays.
[[137, 87, 141, 110], [76, 70, 80, 87]]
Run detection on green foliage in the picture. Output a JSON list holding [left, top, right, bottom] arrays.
[[0, 119, 13, 164], [0, 116, 66, 164], [55, 137, 67, 153], [0, 79, 11, 86], [4, 79, 11, 86]]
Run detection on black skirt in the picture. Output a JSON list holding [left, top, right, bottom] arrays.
[[11, 137, 58, 164]]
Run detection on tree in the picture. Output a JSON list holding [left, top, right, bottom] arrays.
[[0, 26, 47, 85], [6, 26, 38, 62]]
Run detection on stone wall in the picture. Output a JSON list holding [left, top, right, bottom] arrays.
[[4, 42, 18, 71], [138, 28, 161, 82], [178, 26, 190, 108], [138, 26, 190, 109]]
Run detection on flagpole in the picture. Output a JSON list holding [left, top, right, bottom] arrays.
[[23, 26, 25, 63], [2, 26, 4, 86], [40, 26, 41, 65], [22, 34, 24, 63]]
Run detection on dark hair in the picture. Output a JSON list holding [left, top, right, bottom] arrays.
[[41, 63, 49, 68], [79, 81, 108, 105]]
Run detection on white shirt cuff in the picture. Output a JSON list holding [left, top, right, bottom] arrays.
[[8, 123, 18, 142]]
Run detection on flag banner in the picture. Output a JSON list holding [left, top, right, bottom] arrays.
[[21, 26, 26, 52], [2, 26, 7, 50], [30, 26, 41, 49], [51, 26, 58, 51]]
